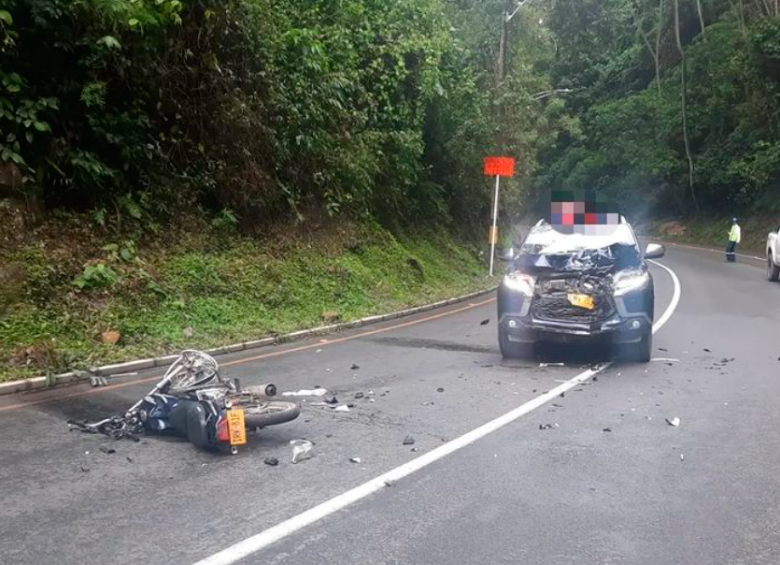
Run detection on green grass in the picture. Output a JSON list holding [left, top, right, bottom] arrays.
[[644, 214, 776, 255], [0, 221, 492, 382]]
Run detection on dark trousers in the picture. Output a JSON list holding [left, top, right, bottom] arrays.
[[726, 241, 737, 262]]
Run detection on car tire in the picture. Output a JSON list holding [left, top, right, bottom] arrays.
[[624, 329, 652, 363], [767, 254, 780, 282], [499, 326, 533, 359]]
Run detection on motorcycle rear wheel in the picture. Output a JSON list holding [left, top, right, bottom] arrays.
[[242, 401, 301, 429]]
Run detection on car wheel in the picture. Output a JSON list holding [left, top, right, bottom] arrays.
[[623, 329, 652, 363], [499, 326, 533, 359], [767, 254, 780, 282]]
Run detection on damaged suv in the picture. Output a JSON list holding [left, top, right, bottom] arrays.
[[497, 219, 665, 362]]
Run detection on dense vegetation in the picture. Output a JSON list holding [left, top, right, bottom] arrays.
[[537, 0, 780, 217], [0, 0, 568, 230]]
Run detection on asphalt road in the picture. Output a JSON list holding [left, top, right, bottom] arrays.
[[2, 244, 779, 565]]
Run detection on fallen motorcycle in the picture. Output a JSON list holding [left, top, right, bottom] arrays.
[[70, 350, 300, 454]]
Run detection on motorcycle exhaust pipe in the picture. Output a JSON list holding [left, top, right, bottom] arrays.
[[256, 383, 277, 397], [235, 380, 277, 397]]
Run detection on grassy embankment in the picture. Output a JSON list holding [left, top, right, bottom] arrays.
[[0, 211, 491, 382], [643, 214, 777, 255]]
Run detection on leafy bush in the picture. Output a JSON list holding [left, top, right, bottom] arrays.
[[72, 262, 119, 290]]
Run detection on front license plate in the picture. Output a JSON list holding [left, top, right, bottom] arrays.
[[227, 409, 247, 446], [567, 293, 595, 310]]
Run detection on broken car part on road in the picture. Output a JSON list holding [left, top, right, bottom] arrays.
[[69, 350, 300, 455]]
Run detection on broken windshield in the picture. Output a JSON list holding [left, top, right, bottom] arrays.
[[514, 223, 641, 273]]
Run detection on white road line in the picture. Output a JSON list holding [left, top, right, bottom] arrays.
[[664, 241, 764, 262], [648, 259, 681, 331], [193, 263, 683, 565]]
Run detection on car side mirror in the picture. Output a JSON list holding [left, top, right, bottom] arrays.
[[644, 243, 665, 259], [497, 247, 515, 262]]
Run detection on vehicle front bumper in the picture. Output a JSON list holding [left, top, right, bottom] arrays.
[[499, 312, 651, 345]]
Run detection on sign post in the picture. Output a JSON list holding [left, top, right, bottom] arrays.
[[483, 156, 516, 276]]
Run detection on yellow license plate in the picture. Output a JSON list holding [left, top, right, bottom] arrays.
[[227, 409, 247, 446], [567, 293, 595, 310]]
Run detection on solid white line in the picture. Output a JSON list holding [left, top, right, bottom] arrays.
[[648, 259, 681, 331], [193, 263, 682, 565]]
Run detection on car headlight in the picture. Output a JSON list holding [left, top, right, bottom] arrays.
[[502, 273, 535, 297], [613, 270, 650, 296]]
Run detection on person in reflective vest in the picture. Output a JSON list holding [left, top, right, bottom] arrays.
[[726, 217, 741, 262]]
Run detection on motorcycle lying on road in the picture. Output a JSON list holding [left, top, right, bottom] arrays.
[[70, 350, 300, 454]]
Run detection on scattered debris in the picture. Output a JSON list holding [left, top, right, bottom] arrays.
[[593, 376, 598, 382], [264, 457, 279, 467], [411, 447, 419, 452], [351, 364, 360, 370], [665, 417, 681, 427], [552, 403, 564, 408], [90, 376, 109, 387], [680, 454, 685, 461], [347, 403, 356, 408], [437, 387, 444, 393], [334, 405, 350, 412], [652, 358, 680, 363], [369, 398, 375, 403], [658, 347, 668, 352], [539, 423, 554, 430], [703, 348, 711, 353], [69, 418, 142, 442], [602, 427, 612, 433], [324, 395, 339, 405], [422, 401, 435, 406], [539, 362, 565, 368], [384, 479, 395, 487], [559, 392, 565, 398], [354, 392, 364, 399], [480, 319, 490, 326], [349, 457, 362, 464], [126, 456, 134, 463], [182, 327, 194, 338], [80, 464, 90, 473], [291, 440, 313, 463], [283, 388, 328, 397], [402, 435, 416, 446], [99, 445, 116, 455]]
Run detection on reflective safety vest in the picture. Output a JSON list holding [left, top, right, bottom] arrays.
[[729, 224, 741, 243]]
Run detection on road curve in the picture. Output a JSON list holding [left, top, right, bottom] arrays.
[[1, 245, 778, 565]]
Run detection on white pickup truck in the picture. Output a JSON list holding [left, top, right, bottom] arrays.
[[768, 226, 780, 281]]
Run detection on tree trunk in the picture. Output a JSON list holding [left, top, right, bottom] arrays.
[[634, 0, 665, 98], [655, 0, 665, 97], [728, 0, 746, 37], [695, 0, 707, 40], [673, 0, 699, 212]]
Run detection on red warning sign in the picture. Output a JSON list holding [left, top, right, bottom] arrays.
[[483, 156, 516, 177]]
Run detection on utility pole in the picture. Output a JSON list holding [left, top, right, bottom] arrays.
[[488, 0, 531, 276]]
